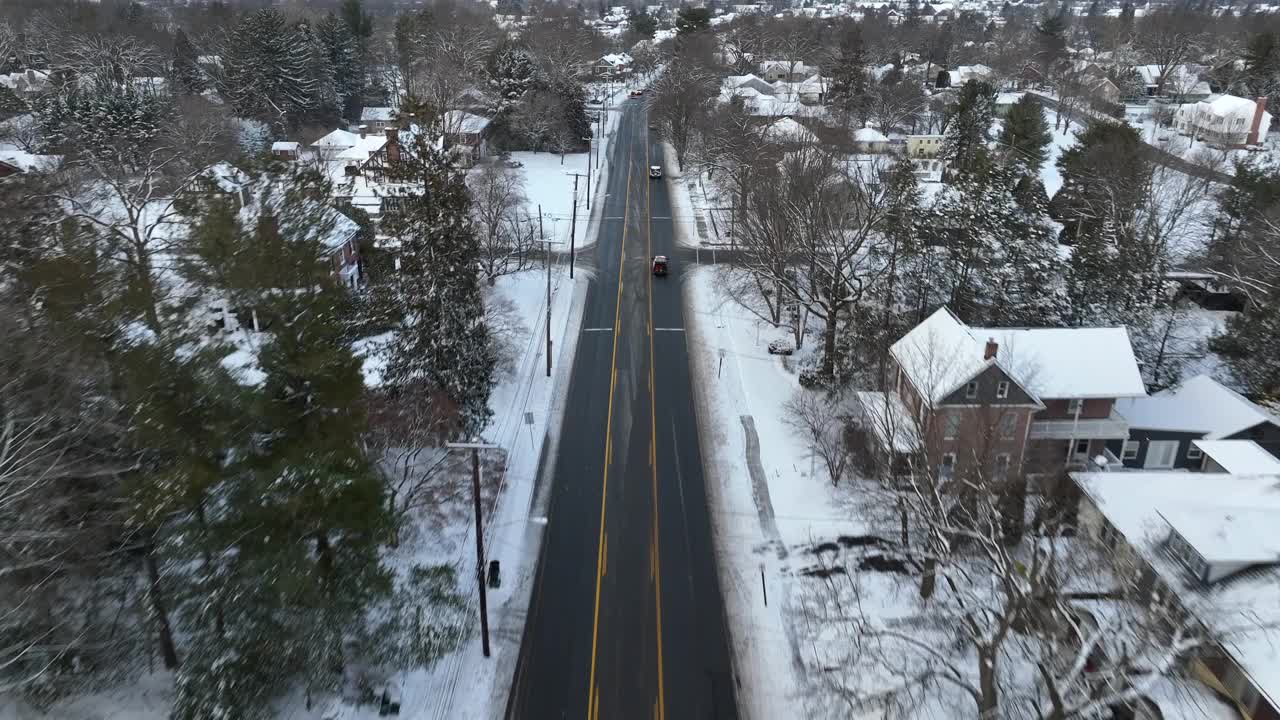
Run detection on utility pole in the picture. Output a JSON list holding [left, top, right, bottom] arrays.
[[535, 235, 563, 377], [567, 172, 588, 279], [582, 142, 592, 211], [446, 441, 501, 658]]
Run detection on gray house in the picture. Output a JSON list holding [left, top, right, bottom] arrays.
[[1107, 374, 1280, 470]]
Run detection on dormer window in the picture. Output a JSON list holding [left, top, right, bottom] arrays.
[[965, 381, 978, 399]]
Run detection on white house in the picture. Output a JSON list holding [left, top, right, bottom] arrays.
[[1072, 469, 1280, 719], [1174, 95, 1272, 147], [758, 59, 818, 83], [852, 126, 891, 153]]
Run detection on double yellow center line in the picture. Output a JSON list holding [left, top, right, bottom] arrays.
[[585, 110, 667, 720]]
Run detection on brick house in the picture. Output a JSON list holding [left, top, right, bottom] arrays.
[[857, 307, 1147, 483]]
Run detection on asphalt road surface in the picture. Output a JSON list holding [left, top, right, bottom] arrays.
[[506, 99, 738, 720]]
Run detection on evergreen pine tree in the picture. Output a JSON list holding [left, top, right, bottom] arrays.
[[1049, 121, 1147, 238], [1215, 299, 1280, 399], [171, 166, 396, 717], [317, 12, 361, 122], [998, 93, 1051, 176], [379, 136, 498, 436], [942, 79, 996, 177], [486, 43, 538, 115], [222, 9, 317, 127], [171, 28, 205, 95], [0, 84, 27, 119], [828, 23, 872, 126]]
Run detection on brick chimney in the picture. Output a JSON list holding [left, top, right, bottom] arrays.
[[1247, 96, 1269, 146], [984, 337, 999, 360], [385, 127, 400, 165]]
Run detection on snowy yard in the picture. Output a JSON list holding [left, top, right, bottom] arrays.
[[0, 264, 588, 720]]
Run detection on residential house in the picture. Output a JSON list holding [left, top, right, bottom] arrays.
[[851, 126, 891, 153], [763, 117, 818, 145], [1108, 374, 1280, 469], [858, 307, 1146, 484], [0, 69, 49, 98], [594, 53, 633, 77], [936, 64, 994, 89], [1137, 64, 1211, 102], [270, 141, 301, 161], [906, 134, 944, 158], [1173, 94, 1272, 147], [1072, 469, 1280, 720], [0, 150, 60, 178], [909, 158, 944, 183], [189, 163, 364, 306], [359, 107, 395, 132], [724, 74, 777, 97], [994, 92, 1023, 117], [441, 110, 491, 166], [1192, 439, 1280, 474], [1167, 270, 1247, 311], [758, 59, 818, 83], [771, 75, 828, 104]]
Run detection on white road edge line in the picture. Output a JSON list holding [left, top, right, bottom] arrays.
[[653, 327, 685, 332], [583, 327, 614, 332]]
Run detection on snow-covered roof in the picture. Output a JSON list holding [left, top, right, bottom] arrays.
[[270, 141, 301, 152], [764, 117, 818, 144], [890, 307, 994, 404], [1202, 94, 1266, 119], [1161, 505, 1280, 565], [1115, 374, 1279, 438], [852, 127, 889, 142], [311, 128, 388, 162], [361, 107, 395, 122], [1193, 440, 1280, 474], [970, 326, 1147, 399], [891, 307, 1145, 404], [1074, 470, 1280, 709], [442, 110, 490, 135], [599, 52, 633, 67], [0, 150, 62, 173], [995, 92, 1024, 105]]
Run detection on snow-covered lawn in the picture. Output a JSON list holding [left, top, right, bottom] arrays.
[[1041, 119, 1082, 199]]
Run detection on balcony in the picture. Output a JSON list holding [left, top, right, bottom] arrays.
[[1028, 411, 1129, 441]]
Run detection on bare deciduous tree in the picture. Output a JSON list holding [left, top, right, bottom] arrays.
[[467, 161, 536, 284], [784, 390, 852, 486]]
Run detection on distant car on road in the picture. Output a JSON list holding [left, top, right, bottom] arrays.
[[649, 165, 662, 179], [630, 89, 643, 97], [652, 255, 668, 276]]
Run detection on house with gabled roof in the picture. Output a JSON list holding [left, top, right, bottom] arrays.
[[857, 307, 1146, 484], [1108, 374, 1280, 470], [1071, 469, 1280, 720]]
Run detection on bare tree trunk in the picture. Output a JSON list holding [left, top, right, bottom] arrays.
[[919, 556, 937, 599], [978, 649, 1000, 718], [145, 546, 180, 670]]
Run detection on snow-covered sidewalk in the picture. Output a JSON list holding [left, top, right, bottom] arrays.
[[406, 262, 588, 720]]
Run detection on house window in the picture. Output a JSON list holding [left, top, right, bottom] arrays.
[[996, 381, 1010, 399], [944, 413, 962, 439], [1187, 444, 1203, 460], [999, 412, 1017, 439], [1121, 440, 1140, 461], [1074, 438, 1090, 456], [965, 381, 978, 399], [994, 453, 1010, 481], [1067, 398, 1083, 415], [940, 453, 956, 479]]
